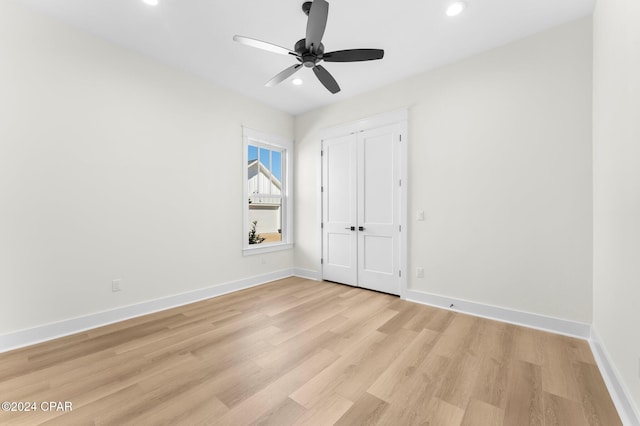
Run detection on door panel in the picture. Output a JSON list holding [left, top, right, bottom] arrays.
[[357, 125, 400, 294], [326, 141, 352, 223], [362, 133, 394, 224], [327, 233, 352, 267], [363, 235, 394, 274], [322, 134, 357, 286]]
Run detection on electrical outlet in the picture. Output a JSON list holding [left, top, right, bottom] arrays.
[[416, 267, 424, 278], [112, 279, 122, 292]]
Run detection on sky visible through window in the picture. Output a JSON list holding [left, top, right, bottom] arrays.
[[248, 145, 282, 181]]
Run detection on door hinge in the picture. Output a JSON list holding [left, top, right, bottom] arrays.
[[321, 150, 324, 156], [399, 134, 402, 142], [321, 186, 324, 193], [399, 225, 401, 232], [399, 179, 402, 187], [321, 222, 324, 229], [321, 258, 324, 265], [399, 270, 402, 277]]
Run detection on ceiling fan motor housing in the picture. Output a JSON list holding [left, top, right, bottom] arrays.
[[295, 38, 324, 67]]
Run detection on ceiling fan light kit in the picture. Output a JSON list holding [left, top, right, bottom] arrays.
[[233, 0, 384, 94], [446, 1, 467, 17]]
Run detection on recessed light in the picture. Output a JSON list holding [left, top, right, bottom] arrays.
[[292, 78, 303, 86], [446, 1, 466, 17], [142, 0, 158, 6]]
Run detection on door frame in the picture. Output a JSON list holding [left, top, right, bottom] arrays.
[[318, 108, 408, 298]]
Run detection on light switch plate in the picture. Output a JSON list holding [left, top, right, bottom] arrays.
[[112, 279, 122, 292]]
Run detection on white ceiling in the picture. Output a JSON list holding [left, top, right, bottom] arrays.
[[14, 0, 594, 115]]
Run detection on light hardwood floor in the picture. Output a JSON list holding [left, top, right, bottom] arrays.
[[0, 277, 621, 425]]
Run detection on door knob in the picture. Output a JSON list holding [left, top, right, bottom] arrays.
[[344, 226, 356, 231], [358, 226, 365, 231]]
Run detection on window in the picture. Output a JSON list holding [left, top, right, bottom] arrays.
[[243, 127, 293, 254]]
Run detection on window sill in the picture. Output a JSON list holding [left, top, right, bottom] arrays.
[[243, 242, 293, 256]]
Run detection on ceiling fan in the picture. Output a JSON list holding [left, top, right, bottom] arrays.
[[233, 0, 384, 94]]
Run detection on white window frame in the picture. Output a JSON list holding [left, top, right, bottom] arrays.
[[242, 127, 293, 255]]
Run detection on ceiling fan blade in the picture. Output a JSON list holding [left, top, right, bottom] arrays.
[[233, 35, 296, 56], [313, 65, 340, 94], [323, 49, 384, 62], [306, 0, 329, 52], [265, 64, 303, 87]]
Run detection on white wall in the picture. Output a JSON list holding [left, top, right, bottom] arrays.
[[593, 0, 640, 415], [0, 1, 294, 334], [0, 0, 597, 342], [295, 18, 593, 323]]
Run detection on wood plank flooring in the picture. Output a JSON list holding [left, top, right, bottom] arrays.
[[0, 277, 621, 425]]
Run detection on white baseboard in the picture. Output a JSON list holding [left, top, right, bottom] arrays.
[[404, 289, 591, 339], [590, 328, 640, 426], [293, 268, 321, 281], [0, 268, 295, 353]]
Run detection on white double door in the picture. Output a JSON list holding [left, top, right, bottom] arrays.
[[322, 123, 402, 295]]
